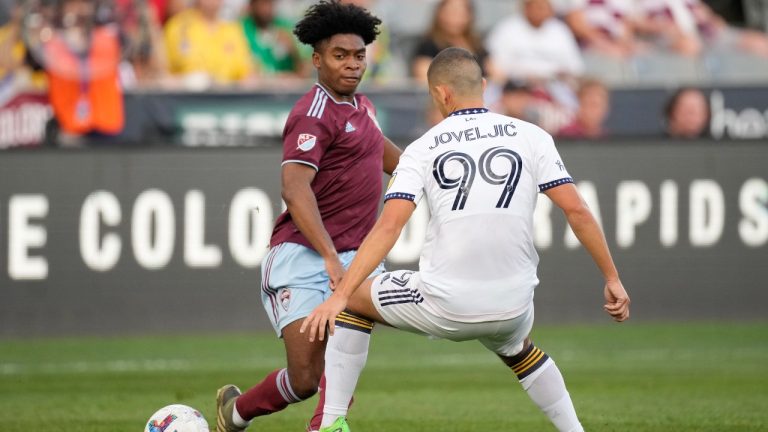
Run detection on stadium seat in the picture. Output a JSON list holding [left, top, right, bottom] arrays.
[[630, 52, 707, 85], [704, 51, 768, 84], [582, 52, 635, 86]]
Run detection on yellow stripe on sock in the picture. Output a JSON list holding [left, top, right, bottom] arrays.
[[510, 347, 538, 371], [514, 350, 545, 375], [338, 311, 372, 322], [337, 312, 374, 326], [335, 317, 373, 328], [335, 314, 374, 330], [512, 347, 542, 373]]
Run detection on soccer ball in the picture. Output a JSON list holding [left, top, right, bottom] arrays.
[[144, 404, 209, 432]]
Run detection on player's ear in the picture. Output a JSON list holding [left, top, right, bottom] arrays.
[[481, 77, 487, 93], [312, 51, 321, 69], [433, 85, 449, 107]]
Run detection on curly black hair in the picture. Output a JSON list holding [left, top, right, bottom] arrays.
[[293, 0, 381, 49]]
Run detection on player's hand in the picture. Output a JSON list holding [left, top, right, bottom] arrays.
[[300, 293, 348, 342], [324, 256, 345, 291], [603, 279, 630, 322]]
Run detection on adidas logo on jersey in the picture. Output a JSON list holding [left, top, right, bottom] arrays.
[[345, 122, 356, 133]]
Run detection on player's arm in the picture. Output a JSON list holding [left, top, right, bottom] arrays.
[[281, 163, 344, 287], [382, 136, 402, 175], [301, 198, 416, 341], [545, 183, 630, 322], [335, 198, 414, 299]]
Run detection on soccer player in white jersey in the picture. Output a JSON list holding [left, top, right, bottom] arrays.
[[302, 47, 630, 432]]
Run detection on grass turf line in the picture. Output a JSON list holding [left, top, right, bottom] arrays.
[[0, 322, 766, 431]]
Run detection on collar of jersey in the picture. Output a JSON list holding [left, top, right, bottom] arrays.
[[315, 83, 359, 109], [449, 108, 489, 117]]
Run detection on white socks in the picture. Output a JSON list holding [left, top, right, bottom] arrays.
[[320, 326, 371, 428], [520, 359, 584, 432], [231, 403, 250, 428]]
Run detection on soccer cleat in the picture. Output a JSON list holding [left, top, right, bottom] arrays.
[[319, 416, 350, 432], [216, 384, 246, 432]]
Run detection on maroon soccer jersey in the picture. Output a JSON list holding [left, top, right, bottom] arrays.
[[270, 83, 386, 253]]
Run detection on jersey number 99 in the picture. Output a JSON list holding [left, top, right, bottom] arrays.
[[432, 147, 523, 210]]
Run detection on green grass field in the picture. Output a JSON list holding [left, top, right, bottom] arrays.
[[1, 322, 766, 431]]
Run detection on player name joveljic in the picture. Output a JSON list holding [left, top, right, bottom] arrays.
[[430, 122, 518, 149]]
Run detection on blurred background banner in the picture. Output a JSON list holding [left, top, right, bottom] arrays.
[[1, 142, 765, 337], [3, 86, 768, 149]]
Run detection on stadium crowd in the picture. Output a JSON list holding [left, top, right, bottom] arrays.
[[0, 0, 767, 143]]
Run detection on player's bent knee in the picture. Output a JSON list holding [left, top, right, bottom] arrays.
[[286, 367, 321, 399]]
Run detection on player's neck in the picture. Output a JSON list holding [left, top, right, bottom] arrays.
[[449, 98, 486, 113], [317, 81, 356, 104]]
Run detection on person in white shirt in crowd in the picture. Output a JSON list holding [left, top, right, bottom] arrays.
[[485, 0, 583, 132], [486, 0, 584, 83]]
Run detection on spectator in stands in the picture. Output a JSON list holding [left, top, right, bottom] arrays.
[[557, 78, 610, 138], [664, 87, 710, 139], [164, 0, 253, 89], [494, 79, 571, 134], [687, 0, 768, 57], [633, 0, 705, 56], [410, 0, 489, 83], [631, 0, 768, 58], [220, 0, 248, 21], [497, 80, 536, 121], [0, 0, 24, 90], [485, 0, 584, 83], [0, 0, 48, 92], [116, 0, 187, 26], [551, 0, 636, 58], [241, 0, 307, 79], [32, 0, 126, 146], [115, 0, 171, 86], [579, 0, 643, 58]]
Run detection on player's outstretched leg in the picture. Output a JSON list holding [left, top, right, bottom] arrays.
[[501, 341, 584, 432], [217, 320, 326, 432], [319, 415, 350, 432], [216, 384, 246, 432], [307, 367, 358, 430], [319, 310, 375, 429], [215, 367, 303, 432]]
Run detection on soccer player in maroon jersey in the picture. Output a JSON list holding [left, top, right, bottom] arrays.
[[215, 2, 401, 432]]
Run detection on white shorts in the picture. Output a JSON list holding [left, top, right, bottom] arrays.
[[370, 270, 534, 357]]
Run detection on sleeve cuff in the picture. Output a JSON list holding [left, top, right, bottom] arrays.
[[538, 177, 574, 192], [281, 160, 319, 171], [384, 192, 416, 202]]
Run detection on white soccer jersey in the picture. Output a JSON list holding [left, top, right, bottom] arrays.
[[385, 108, 573, 323]]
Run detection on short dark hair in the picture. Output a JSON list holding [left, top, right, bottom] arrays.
[[427, 47, 483, 96], [293, 0, 381, 50]]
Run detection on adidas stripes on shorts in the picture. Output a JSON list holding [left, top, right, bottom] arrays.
[[371, 269, 534, 357]]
